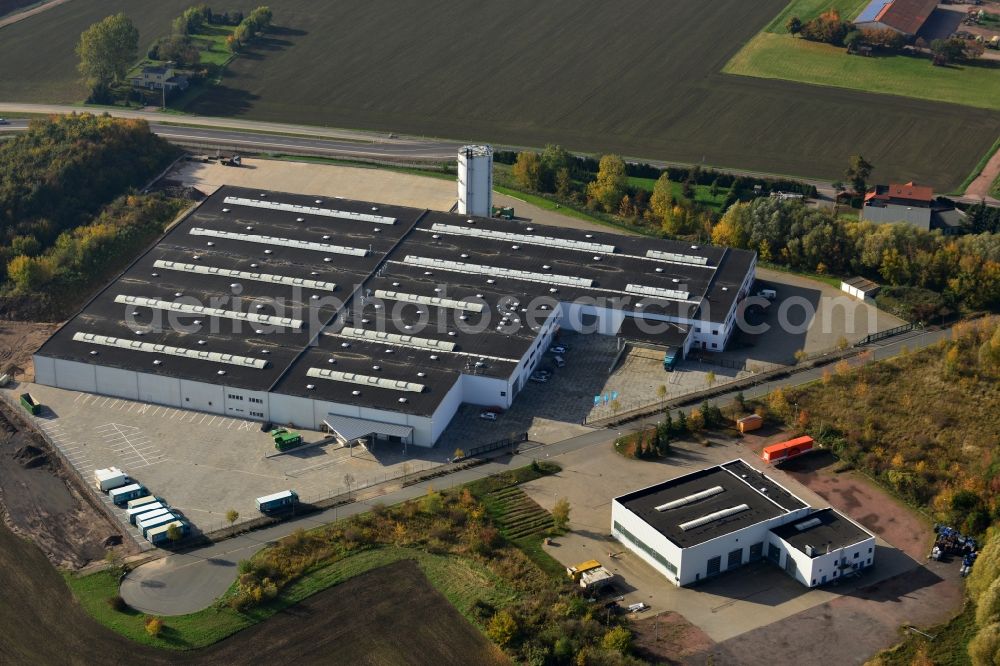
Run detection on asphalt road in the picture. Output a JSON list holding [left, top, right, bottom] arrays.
[[119, 323, 950, 616]]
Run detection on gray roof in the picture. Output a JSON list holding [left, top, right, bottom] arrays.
[[322, 414, 413, 441], [615, 460, 807, 549], [36, 186, 755, 418], [770, 508, 874, 557]]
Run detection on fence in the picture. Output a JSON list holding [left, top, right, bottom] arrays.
[[463, 432, 529, 459], [855, 322, 917, 346]]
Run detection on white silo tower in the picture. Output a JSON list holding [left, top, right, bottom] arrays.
[[457, 145, 493, 217]]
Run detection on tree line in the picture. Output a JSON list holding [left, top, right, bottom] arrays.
[[0, 114, 180, 315], [712, 197, 1000, 313]]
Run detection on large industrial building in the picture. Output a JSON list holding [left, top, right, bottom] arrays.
[[33, 184, 755, 447], [612, 460, 876, 587]]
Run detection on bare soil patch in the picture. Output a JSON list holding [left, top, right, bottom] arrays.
[[632, 611, 714, 664], [0, 320, 58, 381], [781, 451, 933, 560], [0, 400, 133, 569]]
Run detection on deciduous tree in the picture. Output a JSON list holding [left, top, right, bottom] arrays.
[[586, 154, 627, 212], [77, 13, 140, 95], [512, 151, 542, 190]]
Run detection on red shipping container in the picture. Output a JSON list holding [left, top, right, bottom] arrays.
[[762, 435, 814, 463]]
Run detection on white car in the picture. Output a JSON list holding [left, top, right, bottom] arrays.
[[479, 411, 497, 421], [529, 372, 549, 383]]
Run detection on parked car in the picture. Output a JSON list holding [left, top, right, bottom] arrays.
[[550, 345, 568, 355], [757, 288, 777, 301], [529, 372, 550, 383], [479, 411, 497, 421], [554, 355, 566, 368]]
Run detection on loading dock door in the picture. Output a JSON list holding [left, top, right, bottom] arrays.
[[768, 543, 781, 564], [727, 548, 743, 569], [785, 554, 796, 578], [706, 556, 721, 577], [749, 542, 763, 562]]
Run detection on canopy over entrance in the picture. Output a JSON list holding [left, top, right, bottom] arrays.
[[322, 414, 413, 445]]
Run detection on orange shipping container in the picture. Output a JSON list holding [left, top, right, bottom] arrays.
[[737, 414, 763, 433], [762, 435, 814, 463]]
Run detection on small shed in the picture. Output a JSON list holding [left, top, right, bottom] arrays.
[[841, 276, 880, 302]]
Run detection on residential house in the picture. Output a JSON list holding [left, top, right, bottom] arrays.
[[128, 65, 189, 94]]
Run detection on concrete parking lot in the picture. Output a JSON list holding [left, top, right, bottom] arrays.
[[8, 383, 448, 537], [519, 438, 921, 643]]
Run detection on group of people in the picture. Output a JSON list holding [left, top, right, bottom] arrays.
[[929, 525, 979, 576]]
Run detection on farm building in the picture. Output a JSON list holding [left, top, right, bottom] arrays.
[[853, 0, 938, 36], [860, 181, 966, 232], [611, 460, 876, 588], [33, 186, 755, 447]]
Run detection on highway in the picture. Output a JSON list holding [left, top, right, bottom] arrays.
[[0, 105, 462, 162]]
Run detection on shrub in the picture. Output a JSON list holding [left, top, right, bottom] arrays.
[[969, 532, 1000, 603], [969, 622, 1000, 666], [487, 609, 519, 647], [978, 578, 1000, 628], [144, 616, 164, 637], [601, 626, 632, 654]]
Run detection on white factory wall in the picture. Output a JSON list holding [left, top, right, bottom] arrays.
[[509, 309, 561, 394], [679, 507, 811, 586], [179, 378, 226, 414], [223, 387, 269, 419], [611, 500, 683, 585], [32, 354, 57, 387], [430, 377, 465, 443], [137, 373, 181, 406], [95, 366, 139, 400], [461, 373, 510, 408], [771, 533, 875, 587], [44, 358, 98, 393], [269, 392, 315, 429], [560, 302, 626, 336]]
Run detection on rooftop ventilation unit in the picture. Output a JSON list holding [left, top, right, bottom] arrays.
[[794, 517, 824, 532], [222, 196, 396, 225], [339, 327, 455, 352], [190, 228, 367, 257], [114, 295, 304, 329], [153, 261, 336, 292], [306, 367, 425, 393], [426, 223, 616, 254], [645, 249, 711, 266], [72, 332, 268, 368], [402, 255, 592, 289], [654, 486, 724, 512], [678, 504, 750, 531], [373, 289, 484, 313], [625, 284, 691, 302]]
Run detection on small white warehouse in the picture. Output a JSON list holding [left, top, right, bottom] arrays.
[[612, 460, 876, 588], [34, 185, 756, 448]]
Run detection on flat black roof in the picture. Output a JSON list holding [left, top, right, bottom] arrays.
[[617, 317, 690, 349], [37, 185, 755, 418], [770, 508, 873, 557], [616, 461, 803, 548]]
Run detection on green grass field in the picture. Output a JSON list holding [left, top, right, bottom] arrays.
[[627, 176, 731, 211], [67, 547, 515, 650], [765, 0, 871, 33], [726, 32, 1000, 112], [0, 0, 997, 190]]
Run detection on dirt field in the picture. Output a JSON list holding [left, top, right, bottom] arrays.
[[0, 400, 133, 569], [169, 157, 458, 211], [0, 534, 507, 666], [0, 320, 58, 381], [0, 0, 997, 189]]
